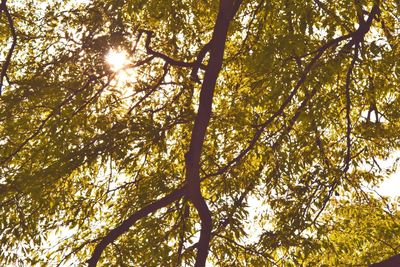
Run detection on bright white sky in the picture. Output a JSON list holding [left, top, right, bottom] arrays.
[[379, 174, 400, 197], [376, 152, 400, 198]]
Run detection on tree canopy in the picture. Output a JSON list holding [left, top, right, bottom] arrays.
[[1, 0, 400, 266]]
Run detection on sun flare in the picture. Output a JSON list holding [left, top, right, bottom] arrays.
[[104, 48, 138, 97], [105, 49, 130, 71]]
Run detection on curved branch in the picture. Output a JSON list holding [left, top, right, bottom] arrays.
[[203, 1, 380, 180], [184, 1, 242, 266], [175, 202, 189, 267], [271, 83, 320, 150], [190, 41, 212, 83], [189, 0, 242, 84], [140, 29, 206, 71], [87, 186, 186, 267], [204, 32, 352, 179]]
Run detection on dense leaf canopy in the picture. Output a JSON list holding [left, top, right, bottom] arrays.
[[0, 0, 399, 266]]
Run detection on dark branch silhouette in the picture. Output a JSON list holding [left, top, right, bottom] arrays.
[[203, 32, 353, 180], [139, 29, 206, 74], [370, 254, 400, 267], [87, 187, 186, 266], [87, 1, 242, 266], [203, 0, 380, 181], [190, 41, 212, 84], [0, 0, 17, 94], [343, 42, 359, 173], [1, 0, 392, 266], [184, 1, 242, 266]]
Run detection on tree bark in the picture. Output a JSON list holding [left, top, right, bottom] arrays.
[[87, 1, 241, 266], [184, 1, 241, 267], [370, 254, 400, 267]]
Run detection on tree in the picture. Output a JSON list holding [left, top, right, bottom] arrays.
[[1, 0, 399, 266]]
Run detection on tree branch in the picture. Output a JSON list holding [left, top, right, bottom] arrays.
[[204, 0, 380, 180], [139, 29, 206, 72], [370, 254, 400, 267], [204, 33, 352, 179], [190, 41, 212, 83], [184, 1, 241, 266], [344, 43, 359, 173], [0, 76, 99, 165], [0, 0, 17, 94], [272, 84, 319, 150], [175, 202, 189, 267], [87, 187, 186, 266]]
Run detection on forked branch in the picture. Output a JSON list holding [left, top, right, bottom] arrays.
[[139, 29, 207, 82], [87, 1, 241, 266]]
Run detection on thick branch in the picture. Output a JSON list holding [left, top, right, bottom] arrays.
[[370, 254, 400, 267], [189, 0, 242, 84], [182, 181, 256, 259], [184, 1, 241, 266], [344, 1, 380, 49]]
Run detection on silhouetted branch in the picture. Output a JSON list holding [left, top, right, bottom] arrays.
[[312, 119, 332, 169], [340, 1, 380, 52], [370, 254, 400, 267], [204, 0, 380, 181], [0, 76, 99, 165], [181, 182, 256, 258], [127, 62, 169, 114], [204, 32, 353, 180], [313, 36, 367, 226], [272, 84, 319, 150], [175, 202, 189, 267], [0, 0, 17, 94], [190, 41, 212, 83], [184, 1, 242, 266], [344, 43, 359, 173], [310, 2, 380, 226], [87, 187, 186, 267], [139, 29, 206, 73], [57, 238, 101, 267]]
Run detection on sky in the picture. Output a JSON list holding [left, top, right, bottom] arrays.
[[379, 174, 400, 197], [372, 151, 400, 198]]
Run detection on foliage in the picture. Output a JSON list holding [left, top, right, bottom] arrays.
[[0, 0, 399, 266]]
